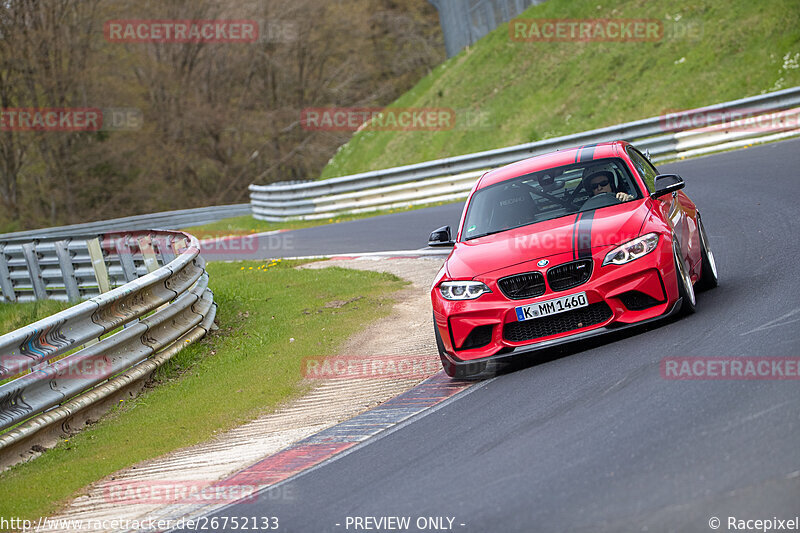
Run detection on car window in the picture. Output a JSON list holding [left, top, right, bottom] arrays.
[[462, 158, 642, 241], [627, 147, 659, 192]]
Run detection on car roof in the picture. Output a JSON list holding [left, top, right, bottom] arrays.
[[476, 141, 629, 190]]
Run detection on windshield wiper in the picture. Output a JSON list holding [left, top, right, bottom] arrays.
[[465, 228, 512, 240]]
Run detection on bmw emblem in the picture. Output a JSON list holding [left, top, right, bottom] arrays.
[[537, 259, 549, 267]]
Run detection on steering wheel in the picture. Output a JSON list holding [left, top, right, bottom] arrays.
[[580, 192, 621, 211], [596, 192, 620, 201]]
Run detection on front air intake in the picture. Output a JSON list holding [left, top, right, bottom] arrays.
[[498, 272, 546, 300], [503, 302, 612, 342], [547, 259, 593, 291]]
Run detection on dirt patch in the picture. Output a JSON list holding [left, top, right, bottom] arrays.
[[324, 296, 363, 309]]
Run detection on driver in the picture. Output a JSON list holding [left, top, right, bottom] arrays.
[[585, 171, 633, 202]]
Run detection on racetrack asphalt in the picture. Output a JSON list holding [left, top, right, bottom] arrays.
[[188, 139, 800, 532]]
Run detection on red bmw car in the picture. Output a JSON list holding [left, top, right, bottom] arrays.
[[428, 140, 718, 378]]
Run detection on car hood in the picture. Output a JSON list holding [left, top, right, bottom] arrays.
[[447, 200, 651, 279]]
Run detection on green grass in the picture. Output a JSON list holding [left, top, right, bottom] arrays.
[[0, 300, 73, 336], [183, 200, 457, 239], [0, 259, 406, 520], [320, 0, 800, 178]]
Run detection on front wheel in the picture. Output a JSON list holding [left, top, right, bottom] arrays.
[[674, 239, 696, 315], [695, 213, 719, 291]]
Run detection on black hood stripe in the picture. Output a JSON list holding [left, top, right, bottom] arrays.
[[575, 145, 584, 163], [572, 212, 582, 260], [578, 144, 597, 162], [576, 209, 595, 259], [575, 143, 599, 163]]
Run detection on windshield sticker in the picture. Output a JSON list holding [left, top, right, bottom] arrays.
[[467, 224, 477, 232]]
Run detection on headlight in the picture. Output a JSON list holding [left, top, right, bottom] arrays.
[[439, 281, 492, 300], [602, 233, 659, 266]]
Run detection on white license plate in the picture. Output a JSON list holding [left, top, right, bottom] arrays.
[[515, 292, 588, 321]]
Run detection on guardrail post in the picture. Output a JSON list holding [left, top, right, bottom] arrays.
[[54, 240, 80, 302], [113, 234, 138, 283], [153, 234, 177, 264], [171, 235, 189, 255], [85, 237, 112, 346], [137, 235, 160, 273], [21, 242, 47, 300], [0, 244, 16, 302], [86, 237, 111, 294]]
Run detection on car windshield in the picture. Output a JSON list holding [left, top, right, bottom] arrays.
[[462, 158, 641, 240]]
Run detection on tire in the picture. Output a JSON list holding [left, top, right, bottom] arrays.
[[674, 239, 696, 315], [695, 213, 719, 291]]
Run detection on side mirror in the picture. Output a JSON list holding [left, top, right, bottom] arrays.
[[428, 225, 454, 247], [651, 174, 685, 198]]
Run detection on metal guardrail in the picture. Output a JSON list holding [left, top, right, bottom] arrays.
[[0, 203, 250, 241], [0, 232, 184, 303], [0, 230, 215, 462], [249, 86, 800, 221]]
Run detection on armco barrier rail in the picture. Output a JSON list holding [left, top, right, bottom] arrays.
[[0, 203, 250, 241], [0, 230, 215, 465], [1, 231, 187, 303], [249, 86, 800, 221]]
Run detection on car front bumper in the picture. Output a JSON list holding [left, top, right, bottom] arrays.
[[437, 297, 683, 379], [432, 238, 681, 376]]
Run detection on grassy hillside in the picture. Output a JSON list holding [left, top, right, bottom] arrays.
[[321, 0, 800, 178]]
